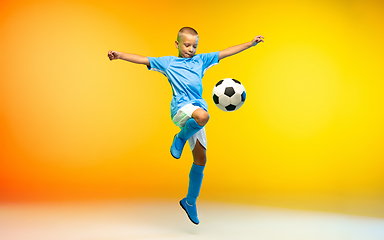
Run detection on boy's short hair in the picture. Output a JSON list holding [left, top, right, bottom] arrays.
[[177, 27, 198, 41]]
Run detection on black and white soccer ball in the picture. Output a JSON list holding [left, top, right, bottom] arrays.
[[212, 78, 246, 112]]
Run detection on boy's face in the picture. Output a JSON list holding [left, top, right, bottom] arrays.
[[175, 34, 199, 58]]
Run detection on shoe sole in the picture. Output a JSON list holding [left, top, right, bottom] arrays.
[[179, 200, 199, 225]]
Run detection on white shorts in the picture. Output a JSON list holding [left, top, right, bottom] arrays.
[[172, 104, 207, 151]]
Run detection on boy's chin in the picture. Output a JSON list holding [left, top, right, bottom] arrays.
[[180, 53, 194, 58]]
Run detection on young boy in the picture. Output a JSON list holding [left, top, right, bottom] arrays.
[[108, 27, 264, 225]]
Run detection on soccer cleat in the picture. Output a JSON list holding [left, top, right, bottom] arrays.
[[179, 198, 199, 225], [170, 134, 186, 159]]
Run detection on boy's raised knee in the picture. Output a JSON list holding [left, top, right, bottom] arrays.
[[196, 112, 209, 126], [193, 109, 209, 126]]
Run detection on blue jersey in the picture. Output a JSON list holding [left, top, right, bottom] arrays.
[[147, 52, 219, 118]]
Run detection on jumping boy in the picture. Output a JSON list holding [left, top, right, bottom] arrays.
[[107, 27, 264, 225]]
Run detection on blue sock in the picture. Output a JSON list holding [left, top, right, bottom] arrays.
[[177, 118, 203, 142], [186, 163, 205, 205]]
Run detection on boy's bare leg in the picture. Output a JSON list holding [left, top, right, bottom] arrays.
[[192, 140, 206, 166]]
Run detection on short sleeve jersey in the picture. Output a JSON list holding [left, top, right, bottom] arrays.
[[147, 52, 219, 118]]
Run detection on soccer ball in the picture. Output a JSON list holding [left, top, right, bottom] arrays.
[[212, 78, 246, 112]]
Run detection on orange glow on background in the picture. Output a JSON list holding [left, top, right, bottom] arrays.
[[1, 0, 383, 218]]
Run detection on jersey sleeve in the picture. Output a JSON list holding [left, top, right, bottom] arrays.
[[199, 51, 220, 74], [147, 56, 172, 76]]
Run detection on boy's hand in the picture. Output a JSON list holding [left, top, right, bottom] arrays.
[[252, 35, 264, 46], [108, 50, 120, 61]]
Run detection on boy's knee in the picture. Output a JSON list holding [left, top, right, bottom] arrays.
[[194, 111, 209, 126]]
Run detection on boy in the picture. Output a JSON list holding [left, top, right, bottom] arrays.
[[108, 27, 264, 225]]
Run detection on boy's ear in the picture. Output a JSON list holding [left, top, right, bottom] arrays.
[[175, 40, 179, 49]]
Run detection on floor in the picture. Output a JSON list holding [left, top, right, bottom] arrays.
[[1, 199, 384, 240]]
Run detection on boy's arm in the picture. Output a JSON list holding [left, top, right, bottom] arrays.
[[108, 51, 150, 66], [218, 35, 264, 61]]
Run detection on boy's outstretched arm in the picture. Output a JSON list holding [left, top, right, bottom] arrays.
[[218, 35, 264, 61], [108, 50, 149, 66]]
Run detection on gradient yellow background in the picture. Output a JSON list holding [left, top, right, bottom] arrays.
[[1, 0, 383, 217]]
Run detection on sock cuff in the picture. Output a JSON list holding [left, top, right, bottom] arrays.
[[191, 163, 205, 173]]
